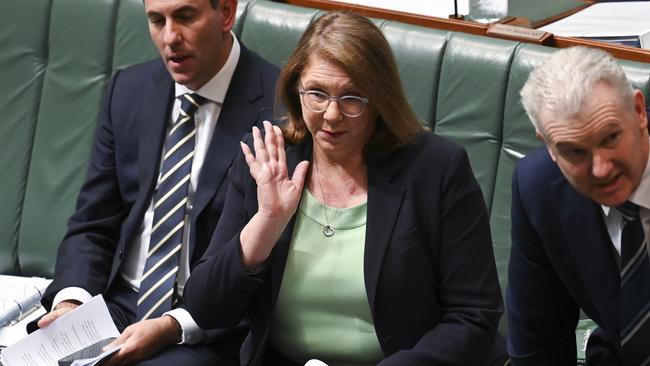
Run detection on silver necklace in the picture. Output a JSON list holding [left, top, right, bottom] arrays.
[[314, 162, 355, 237]]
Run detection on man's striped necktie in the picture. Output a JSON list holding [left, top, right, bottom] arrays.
[[137, 93, 206, 321], [618, 201, 650, 365]]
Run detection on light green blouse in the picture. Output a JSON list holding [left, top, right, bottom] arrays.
[[269, 189, 383, 366]]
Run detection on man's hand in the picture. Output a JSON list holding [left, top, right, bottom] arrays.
[[101, 315, 181, 366], [37, 300, 81, 328]]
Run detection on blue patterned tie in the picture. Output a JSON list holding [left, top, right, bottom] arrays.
[[137, 93, 206, 321], [618, 201, 650, 365]]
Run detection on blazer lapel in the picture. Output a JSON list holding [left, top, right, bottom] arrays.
[[138, 69, 174, 199], [192, 46, 266, 225], [364, 153, 405, 309], [552, 176, 619, 327], [111, 67, 174, 280]]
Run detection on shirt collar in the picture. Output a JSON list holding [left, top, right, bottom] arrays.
[[602, 135, 650, 214], [628, 135, 650, 210], [175, 32, 241, 103]]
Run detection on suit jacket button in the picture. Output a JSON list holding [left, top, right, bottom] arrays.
[[383, 336, 393, 350], [118, 250, 124, 260]]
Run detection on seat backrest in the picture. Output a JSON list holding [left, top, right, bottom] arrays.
[[380, 21, 449, 129], [239, 1, 322, 67], [0, 0, 159, 275], [0, 0, 51, 273]]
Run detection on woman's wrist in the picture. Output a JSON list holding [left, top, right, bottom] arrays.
[[239, 212, 290, 270]]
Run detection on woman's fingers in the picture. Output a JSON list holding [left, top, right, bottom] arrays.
[[243, 123, 289, 182], [252, 126, 268, 164], [263, 121, 278, 162], [240, 141, 256, 168], [274, 125, 288, 175], [292, 161, 310, 192]]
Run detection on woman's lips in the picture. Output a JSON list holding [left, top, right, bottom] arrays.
[[321, 130, 345, 138]]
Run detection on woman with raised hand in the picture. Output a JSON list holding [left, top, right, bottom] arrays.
[[185, 11, 507, 366]]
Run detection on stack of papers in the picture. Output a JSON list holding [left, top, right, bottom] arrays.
[[540, 2, 650, 49], [328, 0, 469, 19], [0, 295, 120, 366]]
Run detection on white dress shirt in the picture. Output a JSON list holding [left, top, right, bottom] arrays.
[[53, 35, 241, 345], [602, 136, 650, 257]]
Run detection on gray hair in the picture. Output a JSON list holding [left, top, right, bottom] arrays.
[[520, 46, 634, 134]]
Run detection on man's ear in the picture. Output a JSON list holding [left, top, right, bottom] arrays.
[[633, 89, 648, 132], [219, 0, 237, 33], [536, 128, 556, 162]]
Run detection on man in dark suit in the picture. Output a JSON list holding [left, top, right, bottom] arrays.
[[508, 46, 650, 365], [35, 0, 278, 365]]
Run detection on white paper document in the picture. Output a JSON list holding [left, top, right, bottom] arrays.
[[0, 295, 119, 366], [540, 2, 650, 49], [329, 0, 469, 19]]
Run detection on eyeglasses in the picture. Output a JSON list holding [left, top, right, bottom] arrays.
[[298, 86, 369, 118]]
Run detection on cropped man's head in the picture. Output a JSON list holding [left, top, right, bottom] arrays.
[[144, 0, 236, 90], [521, 46, 648, 206]]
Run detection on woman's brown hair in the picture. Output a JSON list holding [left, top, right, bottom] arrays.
[[276, 11, 425, 154]]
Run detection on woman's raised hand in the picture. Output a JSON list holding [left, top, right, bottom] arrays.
[[238, 121, 309, 269], [240, 121, 310, 223]]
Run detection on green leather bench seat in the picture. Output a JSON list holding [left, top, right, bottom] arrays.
[[0, 1, 51, 274], [239, 1, 321, 67], [1, 1, 649, 339], [381, 21, 448, 129]]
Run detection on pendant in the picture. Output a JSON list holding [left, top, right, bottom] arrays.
[[323, 225, 335, 237]]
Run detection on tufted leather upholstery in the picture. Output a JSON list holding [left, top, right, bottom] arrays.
[[1, 1, 649, 337]]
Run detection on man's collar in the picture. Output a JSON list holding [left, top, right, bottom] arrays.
[[174, 32, 241, 104], [628, 135, 650, 210]]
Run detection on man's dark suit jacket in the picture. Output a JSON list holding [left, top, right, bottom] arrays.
[[508, 147, 620, 365], [185, 133, 507, 366], [42, 44, 279, 322]]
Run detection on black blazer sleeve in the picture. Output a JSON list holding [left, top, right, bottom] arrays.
[[185, 146, 265, 328], [507, 160, 580, 365], [374, 142, 505, 366], [43, 71, 129, 309]]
